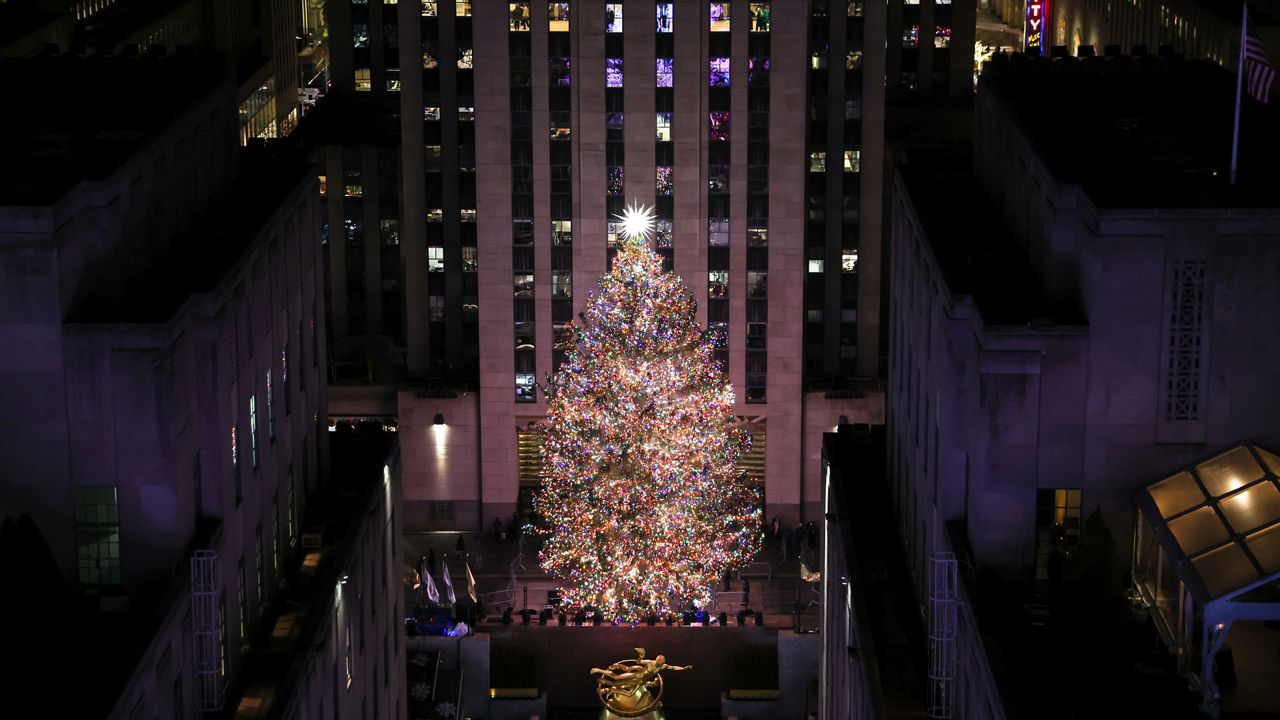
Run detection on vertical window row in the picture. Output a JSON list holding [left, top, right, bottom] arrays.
[[745, 5, 770, 403], [654, 3, 674, 268], [804, 9, 829, 378], [550, 3, 574, 372], [343, 164, 366, 337], [457, 8, 480, 372], [511, 12, 536, 401], [605, 1, 625, 272], [423, 7, 445, 364], [348, 0, 404, 93], [707, 3, 732, 371]]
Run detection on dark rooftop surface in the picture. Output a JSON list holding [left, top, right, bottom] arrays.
[[297, 92, 402, 147], [69, 143, 315, 324], [0, 1, 65, 48], [0, 53, 227, 206], [982, 53, 1280, 208], [898, 146, 1084, 327]]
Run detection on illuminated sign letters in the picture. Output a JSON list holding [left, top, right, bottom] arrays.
[[1026, 0, 1047, 55]]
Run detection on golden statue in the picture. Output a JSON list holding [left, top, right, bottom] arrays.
[[591, 647, 690, 719]]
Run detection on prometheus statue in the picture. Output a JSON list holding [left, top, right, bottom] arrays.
[[590, 647, 690, 719]]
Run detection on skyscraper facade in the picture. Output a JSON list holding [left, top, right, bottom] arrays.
[[318, 2, 885, 528]]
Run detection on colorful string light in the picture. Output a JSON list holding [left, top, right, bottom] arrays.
[[534, 214, 762, 623]]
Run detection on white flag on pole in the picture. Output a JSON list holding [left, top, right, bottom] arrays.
[[424, 569, 440, 604], [443, 563, 457, 604]]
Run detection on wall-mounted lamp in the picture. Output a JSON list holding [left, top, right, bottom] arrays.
[[340, 574, 349, 585], [433, 413, 445, 426]]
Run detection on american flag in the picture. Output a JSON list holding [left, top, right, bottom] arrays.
[[1244, 12, 1276, 103]]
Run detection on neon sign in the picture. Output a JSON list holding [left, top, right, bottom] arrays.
[[1026, 0, 1047, 55]]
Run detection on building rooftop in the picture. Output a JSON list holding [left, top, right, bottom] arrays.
[[297, 93, 402, 147], [897, 147, 1084, 327], [68, 143, 314, 325], [982, 53, 1280, 208], [0, 1, 67, 51], [0, 53, 227, 206]]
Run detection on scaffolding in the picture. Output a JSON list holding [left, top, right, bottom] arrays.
[[928, 551, 958, 719], [191, 549, 222, 711]]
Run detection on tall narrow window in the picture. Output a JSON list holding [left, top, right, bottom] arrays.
[[231, 426, 241, 503], [266, 370, 275, 439], [281, 348, 291, 416], [605, 2, 623, 32], [248, 396, 258, 468], [238, 556, 248, 648], [218, 595, 227, 677], [1034, 489, 1083, 583], [287, 464, 297, 546], [73, 487, 121, 585], [272, 494, 281, 583], [255, 524, 264, 614], [345, 624, 355, 686], [1165, 259, 1207, 421]]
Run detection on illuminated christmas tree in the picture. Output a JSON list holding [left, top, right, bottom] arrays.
[[535, 204, 762, 622]]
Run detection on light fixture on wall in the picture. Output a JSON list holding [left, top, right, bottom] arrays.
[[433, 413, 445, 426]]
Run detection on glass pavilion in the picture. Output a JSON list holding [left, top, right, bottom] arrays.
[[1133, 443, 1280, 717]]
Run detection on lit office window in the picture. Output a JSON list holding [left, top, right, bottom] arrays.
[[606, 58, 624, 87], [605, 3, 623, 32], [249, 396, 258, 467], [842, 251, 858, 272], [708, 271, 729, 298], [656, 58, 673, 87], [655, 220, 673, 248], [656, 166, 673, 195], [421, 1, 437, 15], [607, 166, 624, 195], [709, 2, 730, 31], [516, 374, 536, 402], [549, 2, 570, 31], [509, 3, 530, 30], [749, 2, 770, 32], [552, 273, 572, 298], [843, 150, 861, 173], [456, 1, 471, 16], [514, 273, 534, 296], [809, 151, 826, 172], [656, 112, 672, 141], [552, 220, 573, 245], [354, 68, 371, 91], [656, 2, 673, 32], [74, 487, 121, 585], [709, 112, 730, 141], [709, 58, 730, 86], [708, 219, 729, 246], [266, 370, 274, 439], [428, 246, 444, 272], [353, 24, 369, 48]]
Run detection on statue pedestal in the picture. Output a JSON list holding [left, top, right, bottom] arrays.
[[600, 711, 664, 720]]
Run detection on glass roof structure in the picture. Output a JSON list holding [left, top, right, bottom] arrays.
[[1141, 444, 1280, 601]]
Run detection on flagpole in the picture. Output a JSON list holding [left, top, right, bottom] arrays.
[[1232, 1, 1248, 186]]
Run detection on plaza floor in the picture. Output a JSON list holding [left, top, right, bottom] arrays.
[[403, 529, 823, 630]]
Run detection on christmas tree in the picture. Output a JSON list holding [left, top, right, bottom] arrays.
[[535, 204, 762, 622]]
